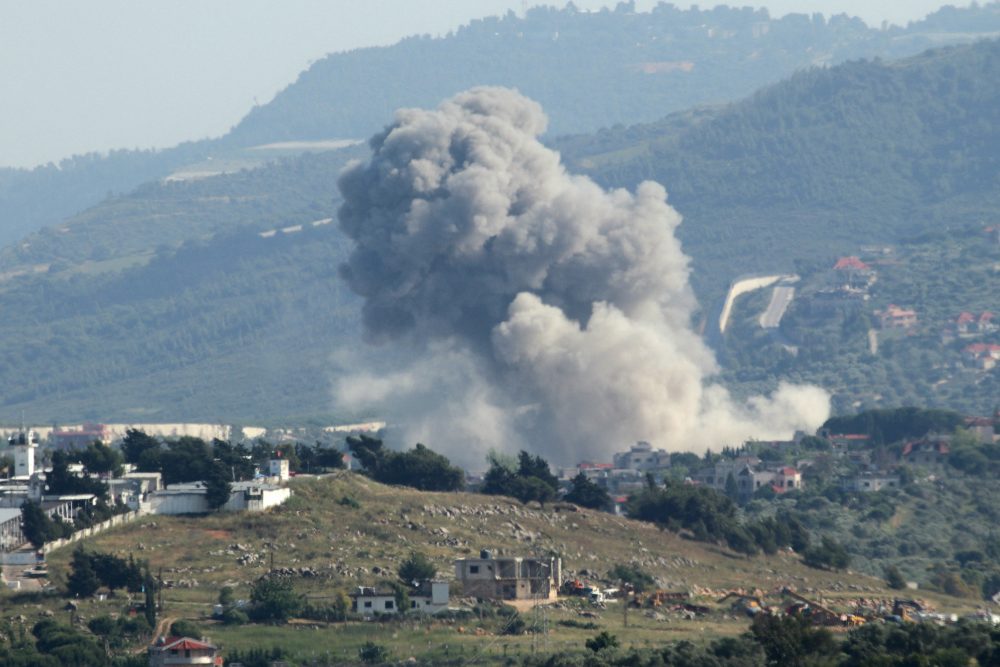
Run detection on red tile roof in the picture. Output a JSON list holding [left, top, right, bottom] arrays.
[[956, 312, 975, 324], [834, 256, 870, 271], [157, 637, 217, 652]]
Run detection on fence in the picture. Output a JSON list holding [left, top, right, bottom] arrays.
[[41, 510, 141, 554]]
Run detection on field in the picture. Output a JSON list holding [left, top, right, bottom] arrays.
[[5, 472, 978, 664]]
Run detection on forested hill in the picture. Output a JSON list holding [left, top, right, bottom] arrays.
[[1, 38, 999, 423], [5, 3, 1000, 250], [226, 2, 1000, 146], [560, 37, 1000, 302]]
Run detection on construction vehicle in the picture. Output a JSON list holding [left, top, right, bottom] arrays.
[[629, 590, 690, 608], [717, 591, 768, 617], [892, 599, 926, 622], [782, 587, 865, 627]]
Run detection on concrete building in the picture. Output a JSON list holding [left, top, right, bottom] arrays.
[[148, 481, 291, 515], [7, 429, 38, 478], [455, 551, 561, 600], [148, 636, 222, 667], [841, 474, 900, 493], [268, 458, 290, 481], [350, 581, 449, 618], [50, 423, 110, 450], [613, 441, 671, 471]]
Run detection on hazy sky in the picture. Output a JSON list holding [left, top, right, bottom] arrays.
[[0, 0, 972, 168]]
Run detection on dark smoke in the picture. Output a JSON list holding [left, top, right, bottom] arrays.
[[335, 87, 828, 467]]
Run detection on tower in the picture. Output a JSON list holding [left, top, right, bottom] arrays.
[[9, 428, 38, 478]]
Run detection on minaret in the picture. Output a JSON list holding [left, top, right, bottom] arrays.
[[9, 428, 38, 478]]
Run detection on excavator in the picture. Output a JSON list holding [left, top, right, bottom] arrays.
[[782, 588, 866, 627], [717, 591, 768, 617]]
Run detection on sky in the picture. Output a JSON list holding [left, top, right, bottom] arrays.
[[0, 0, 973, 169]]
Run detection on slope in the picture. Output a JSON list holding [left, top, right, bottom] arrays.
[[560, 37, 1000, 304], [6, 2, 1000, 247], [32, 472, 962, 661]]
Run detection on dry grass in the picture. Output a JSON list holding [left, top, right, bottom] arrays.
[[7, 471, 978, 661]]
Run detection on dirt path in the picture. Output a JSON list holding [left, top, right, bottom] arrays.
[[133, 615, 177, 654]]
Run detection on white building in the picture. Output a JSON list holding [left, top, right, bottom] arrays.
[[350, 581, 449, 617], [7, 429, 38, 478], [612, 441, 671, 471], [268, 458, 290, 481], [147, 481, 291, 515]]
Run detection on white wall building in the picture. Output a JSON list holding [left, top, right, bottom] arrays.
[[147, 481, 291, 515]]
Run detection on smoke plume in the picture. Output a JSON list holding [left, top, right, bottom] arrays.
[[335, 87, 828, 467]]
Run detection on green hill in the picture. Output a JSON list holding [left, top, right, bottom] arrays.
[[0, 39, 998, 423], [5, 3, 1000, 248], [559, 37, 1000, 304], [26, 472, 960, 663]]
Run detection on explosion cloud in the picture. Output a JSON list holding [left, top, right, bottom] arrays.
[[335, 87, 829, 467]]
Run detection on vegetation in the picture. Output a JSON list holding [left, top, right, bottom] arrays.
[[482, 450, 561, 505], [347, 435, 464, 491], [564, 472, 612, 510], [65, 549, 145, 598], [398, 551, 437, 584], [248, 575, 302, 624]]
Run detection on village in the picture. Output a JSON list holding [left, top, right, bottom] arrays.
[[1, 406, 999, 665]]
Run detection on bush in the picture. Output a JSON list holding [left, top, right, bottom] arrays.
[[249, 575, 302, 623], [607, 564, 656, 593], [398, 551, 437, 584], [585, 630, 619, 653], [169, 619, 202, 639], [358, 641, 390, 664]]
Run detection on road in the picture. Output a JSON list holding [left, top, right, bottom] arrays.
[[759, 285, 796, 329]]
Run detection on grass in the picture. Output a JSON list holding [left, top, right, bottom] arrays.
[[5, 471, 981, 663]]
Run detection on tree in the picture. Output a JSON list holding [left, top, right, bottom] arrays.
[[347, 436, 464, 491], [750, 613, 836, 667], [169, 619, 202, 639], [204, 461, 232, 510], [121, 429, 160, 465], [398, 551, 436, 584], [21, 499, 55, 549], [66, 549, 99, 598], [249, 576, 301, 623], [885, 564, 907, 590], [585, 631, 619, 653], [77, 442, 123, 477], [564, 472, 611, 510], [481, 450, 559, 504], [803, 536, 850, 570], [608, 564, 656, 593]]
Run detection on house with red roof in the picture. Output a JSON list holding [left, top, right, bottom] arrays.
[[773, 467, 803, 492], [831, 256, 876, 291], [875, 304, 917, 330], [962, 343, 1000, 370], [953, 311, 996, 337], [148, 636, 222, 667]]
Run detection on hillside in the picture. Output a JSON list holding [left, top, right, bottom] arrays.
[[560, 38, 1000, 304], [226, 3, 1000, 146], [718, 226, 999, 416], [26, 472, 960, 663], [0, 39, 998, 424], [5, 3, 1000, 247]]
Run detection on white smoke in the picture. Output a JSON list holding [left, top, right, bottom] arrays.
[[335, 87, 829, 467]]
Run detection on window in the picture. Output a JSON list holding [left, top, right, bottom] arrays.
[[411, 601, 417, 608], [385, 600, 394, 609], [364, 601, 372, 609], [469, 565, 479, 574]]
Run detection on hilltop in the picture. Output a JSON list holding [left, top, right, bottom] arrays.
[[23, 471, 968, 663], [5, 2, 1000, 246]]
